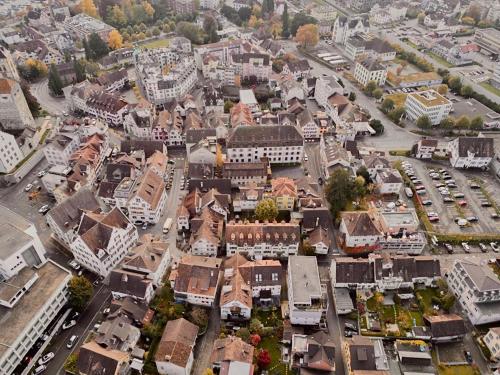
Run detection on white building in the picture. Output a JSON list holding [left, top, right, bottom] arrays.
[[415, 138, 438, 159], [339, 211, 381, 250], [447, 259, 500, 325], [332, 16, 370, 45], [448, 136, 494, 169], [43, 132, 80, 166], [0, 78, 35, 130], [353, 58, 387, 86], [314, 75, 344, 109], [288, 255, 327, 325], [127, 168, 167, 225], [483, 327, 500, 361], [0, 47, 20, 80], [0, 130, 24, 173], [297, 109, 321, 140], [63, 13, 115, 42], [227, 125, 304, 165], [375, 168, 403, 195], [0, 206, 71, 375], [405, 90, 452, 126], [70, 207, 138, 277], [225, 221, 300, 259]]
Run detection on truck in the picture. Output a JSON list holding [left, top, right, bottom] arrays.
[[162, 217, 173, 234]]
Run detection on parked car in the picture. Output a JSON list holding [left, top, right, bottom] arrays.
[[33, 365, 46, 375], [462, 242, 470, 253], [470, 183, 481, 189], [416, 189, 426, 195], [444, 243, 453, 254], [435, 183, 445, 188], [447, 184, 457, 189], [491, 213, 499, 220], [429, 216, 440, 222], [38, 353, 55, 365], [443, 197, 455, 203], [464, 351, 473, 364], [24, 184, 33, 192], [38, 205, 50, 215], [479, 243, 488, 252], [62, 320, 76, 330], [457, 200, 467, 206], [491, 242, 499, 252], [422, 200, 432, 206], [453, 193, 465, 198], [66, 335, 78, 349], [481, 201, 492, 207], [466, 216, 478, 222], [37, 170, 46, 178]]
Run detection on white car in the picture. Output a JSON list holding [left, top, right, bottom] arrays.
[[62, 320, 77, 330], [37, 170, 46, 178], [38, 352, 55, 365], [304, 154, 308, 161], [24, 184, 33, 192], [491, 242, 499, 252], [38, 205, 50, 214], [68, 260, 80, 270], [462, 242, 470, 252]]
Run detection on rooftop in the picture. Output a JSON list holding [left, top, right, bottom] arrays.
[[0, 205, 33, 260], [409, 89, 451, 107], [289, 255, 322, 304]]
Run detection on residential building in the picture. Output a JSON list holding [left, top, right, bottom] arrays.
[[431, 40, 479, 66], [0, 207, 71, 375], [210, 336, 254, 374], [342, 335, 389, 375], [227, 125, 304, 165], [405, 90, 452, 125], [290, 332, 335, 372], [448, 136, 494, 169], [362, 153, 390, 179], [288, 255, 327, 325], [167, 0, 196, 14], [314, 75, 344, 109], [395, 340, 435, 374], [375, 168, 403, 195], [70, 207, 138, 277], [123, 102, 155, 140], [388, 71, 442, 89], [226, 221, 300, 259], [308, 226, 331, 255], [332, 16, 370, 45], [230, 102, 255, 127], [354, 58, 387, 86], [415, 138, 438, 159], [339, 211, 381, 252], [221, 255, 253, 320], [311, 5, 337, 21], [0, 47, 20, 80], [43, 132, 80, 166], [369, 3, 407, 25], [236, 53, 272, 82], [320, 137, 354, 177], [96, 68, 129, 92], [297, 109, 321, 140], [63, 13, 115, 42], [0, 130, 24, 173], [127, 168, 167, 225], [94, 315, 141, 351], [483, 328, 500, 361], [233, 183, 264, 212], [170, 255, 222, 307], [447, 259, 500, 325], [270, 177, 297, 211], [155, 318, 199, 375], [77, 341, 131, 375], [0, 78, 35, 130], [281, 79, 305, 103], [222, 161, 267, 186], [282, 59, 311, 79], [474, 28, 500, 55], [345, 35, 396, 62], [260, 39, 285, 58], [424, 314, 466, 342]]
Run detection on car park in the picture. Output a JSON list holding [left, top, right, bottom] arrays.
[[462, 242, 470, 253], [38, 353, 54, 365], [66, 335, 78, 349], [62, 320, 76, 330]]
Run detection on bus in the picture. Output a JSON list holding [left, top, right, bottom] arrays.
[[404, 187, 413, 198], [317, 52, 334, 58], [162, 217, 173, 234]]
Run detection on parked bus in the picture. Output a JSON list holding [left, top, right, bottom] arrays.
[[404, 187, 413, 198], [162, 217, 173, 234]]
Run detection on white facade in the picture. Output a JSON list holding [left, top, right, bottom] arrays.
[[220, 299, 252, 320], [354, 60, 387, 86], [332, 16, 370, 45], [0, 130, 24, 174], [405, 90, 452, 125], [0, 78, 35, 130], [128, 190, 168, 225], [448, 137, 493, 169], [157, 354, 194, 375], [483, 328, 500, 361], [43, 133, 80, 166], [227, 144, 303, 164], [314, 76, 344, 109], [191, 237, 218, 257]]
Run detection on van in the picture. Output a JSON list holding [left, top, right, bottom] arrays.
[[162, 218, 173, 234], [404, 187, 413, 198], [67, 335, 78, 349]]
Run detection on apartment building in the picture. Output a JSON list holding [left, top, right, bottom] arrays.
[[170, 255, 222, 307], [210, 336, 254, 374], [314, 75, 344, 109], [63, 13, 115, 42], [227, 125, 304, 165], [236, 52, 272, 82], [43, 132, 80, 166], [447, 259, 500, 325], [474, 28, 500, 55], [0, 130, 24, 173], [405, 89, 452, 125], [270, 177, 297, 211], [0, 78, 35, 130], [483, 327, 500, 361], [127, 168, 167, 225], [332, 16, 370, 45], [0, 206, 71, 375], [70, 207, 138, 277], [288, 255, 327, 325], [222, 161, 267, 186], [226, 221, 300, 259], [354, 58, 387, 86], [415, 138, 438, 159], [448, 136, 494, 169]]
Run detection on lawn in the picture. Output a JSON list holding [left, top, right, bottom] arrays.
[[480, 82, 500, 97], [416, 288, 440, 315], [426, 51, 454, 68], [140, 38, 170, 49], [437, 364, 480, 375], [385, 93, 407, 108], [253, 308, 282, 328], [258, 336, 289, 375]]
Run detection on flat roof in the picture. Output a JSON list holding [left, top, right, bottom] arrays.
[[289, 255, 321, 304], [239, 89, 258, 105], [0, 205, 33, 260], [409, 90, 451, 107], [452, 98, 500, 120], [0, 261, 71, 358], [380, 210, 418, 228]]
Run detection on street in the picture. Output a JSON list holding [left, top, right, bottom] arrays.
[[30, 79, 71, 116]]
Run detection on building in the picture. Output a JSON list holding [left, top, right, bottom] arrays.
[[483, 328, 500, 361], [332, 16, 370, 45], [63, 13, 115, 42], [238, 53, 272, 82], [210, 336, 254, 375], [405, 90, 452, 125], [395, 340, 434, 374], [270, 177, 297, 211], [43, 132, 80, 166], [448, 136, 494, 169], [226, 221, 300, 259], [415, 138, 438, 159], [309, 226, 331, 255], [170, 255, 222, 307], [0, 207, 71, 375], [70, 207, 138, 277], [314, 75, 344, 109], [345, 35, 396, 62], [96, 69, 129, 92], [227, 125, 303, 164], [370, 3, 407, 25], [354, 58, 387, 86], [291, 331, 335, 372], [447, 259, 500, 325], [424, 314, 466, 342], [77, 341, 132, 375], [282, 59, 312, 79], [0, 130, 24, 173], [222, 161, 267, 186], [0, 47, 20, 80], [288, 255, 327, 325], [375, 168, 403, 195], [492, 63, 500, 89], [155, 318, 199, 375], [342, 335, 389, 374], [474, 28, 500, 55], [127, 168, 167, 224], [167, 0, 196, 14], [339, 211, 381, 252], [0, 78, 35, 130]]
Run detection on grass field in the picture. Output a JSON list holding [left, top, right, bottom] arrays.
[[437, 364, 480, 375], [140, 38, 170, 49], [480, 81, 500, 97], [258, 336, 289, 374], [426, 51, 454, 68]]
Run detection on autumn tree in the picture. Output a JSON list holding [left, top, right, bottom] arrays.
[[470, 116, 483, 130], [106, 5, 127, 27], [290, 12, 317, 36], [248, 15, 263, 29], [455, 115, 470, 130], [439, 116, 455, 133], [416, 115, 432, 129], [270, 21, 282, 39], [295, 24, 319, 49], [448, 76, 462, 92], [18, 59, 48, 81], [142, 1, 155, 18], [108, 30, 123, 50], [255, 198, 279, 221], [436, 84, 448, 95], [301, 240, 316, 256], [252, 4, 262, 18], [364, 80, 378, 96], [372, 88, 383, 100], [80, 0, 99, 18], [21, 82, 41, 117], [257, 349, 272, 369], [460, 84, 474, 98], [68, 276, 93, 312], [388, 106, 405, 124]]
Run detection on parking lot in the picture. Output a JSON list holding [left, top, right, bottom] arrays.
[[400, 159, 500, 255]]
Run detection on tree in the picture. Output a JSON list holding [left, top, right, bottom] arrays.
[[64, 353, 78, 374], [381, 98, 394, 113], [465, 4, 482, 23], [84, 60, 100, 76], [295, 24, 319, 49], [416, 115, 432, 129], [439, 116, 455, 133], [255, 198, 279, 221], [257, 349, 272, 369], [250, 334, 261, 346], [448, 76, 462, 92], [80, 0, 99, 18], [282, 3, 289, 37], [108, 30, 123, 50], [301, 240, 316, 256], [224, 100, 234, 113], [470, 116, 483, 130], [455, 115, 470, 130], [250, 318, 263, 334], [436, 84, 448, 95], [83, 38, 91, 60], [203, 370, 215, 375], [252, 4, 262, 18], [356, 166, 371, 183], [188, 306, 209, 328], [107, 5, 127, 27], [369, 119, 384, 135], [238, 7, 252, 22], [388, 106, 405, 124], [325, 169, 356, 217], [348, 92, 356, 101], [364, 80, 378, 96], [203, 15, 219, 43], [354, 175, 367, 197], [290, 12, 317, 36], [21, 82, 41, 117], [270, 21, 282, 39], [142, 1, 155, 18], [176, 22, 204, 44], [68, 276, 93, 312], [48, 64, 64, 96], [235, 327, 250, 342], [87, 33, 109, 60], [460, 84, 474, 98], [372, 88, 383, 100], [19, 59, 48, 81], [248, 15, 263, 29], [221, 5, 242, 26]]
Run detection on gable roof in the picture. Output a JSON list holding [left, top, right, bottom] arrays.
[[456, 137, 494, 158], [78, 341, 129, 375], [335, 257, 374, 284], [228, 125, 303, 148], [458, 259, 500, 292], [341, 211, 381, 237], [424, 314, 466, 338], [155, 318, 199, 367], [48, 188, 100, 231]]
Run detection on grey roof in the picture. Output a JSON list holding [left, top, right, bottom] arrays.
[[121, 140, 165, 158], [348, 335, 377, 371], [0, 210, 33, 261], [424, 314, 466, 338], [289, 256, 321, 304], [458, 259, 500, 292], [365, 38, 396, 54], [456, 137, 494, 158], [302, 207, 332, 231], [335, 258, 374, 284], [109, 269, 151, 300], [228, 125, 303, 148], [286, 59, 311, 73], [186, 128, 217, 144], [358, 57, 385, 72]]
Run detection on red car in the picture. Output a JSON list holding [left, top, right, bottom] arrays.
[[457, 200, 467, 206]]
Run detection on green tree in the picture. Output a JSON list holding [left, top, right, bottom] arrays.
[[388, 107, 405, 124], [282, 3, 289, 37], [48, 64, 64, 96], [249, 318, 263, 334], [87, 33, 109, 60], [255, 198, 279, 221], [460, 84, 474, 98], [470, 116, 483, 130], [21, 82, 41, 117], [348, 92, 356, 101], [416, 115, 432, 129], [439, 116, 455, 133], [188, 306, 209, 328], [203, 15, 219, 43], [455, 115, 470, 130], [301, 240, 316, 255], [448, 76, 462, 92], [290, 12, 317, 36], [236, 327, 250, 342], [107, 5, 127, 28], [364, 80, 378, 96], [325, 169, 356, 217], [64, 353, 78, 374], [176, 22, 204, 44], [238, 6, 252, 22], [224, 100, 234, 113], [68, 276, 93, 312], [356, 166, 371, 183], [381, 98, 395, 113], [369, 119, 384, 135], [372, 88, 383, 100]]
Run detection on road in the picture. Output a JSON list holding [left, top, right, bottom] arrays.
[[30, 79, 71, 116]]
